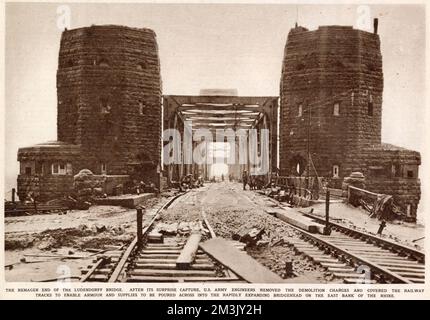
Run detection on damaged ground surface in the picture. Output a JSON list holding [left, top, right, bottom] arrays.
[[160, 182, 336, 283], [7, 181, 421, 283], [4, 196, 163, 282], [5, 183, 336, 283]]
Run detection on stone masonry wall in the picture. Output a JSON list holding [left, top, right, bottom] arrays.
[[17, 175, 74, 202], [357, 147, 421, 218]]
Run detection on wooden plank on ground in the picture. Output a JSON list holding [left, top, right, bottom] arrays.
[[273, 208, 321, 233], [176, 233, 202, 269], [199, 238, 283, 283]]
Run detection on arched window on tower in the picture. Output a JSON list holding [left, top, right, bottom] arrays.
[[100, 162, 107, 175], [406, 204, 412, 217], [139, 101, 145, 115], [97, 58, 109, 67], [100, 98, 111, 114], [333, 102, 340, 116], [332, 165, 339, 178], [297, 104, 303, 117]]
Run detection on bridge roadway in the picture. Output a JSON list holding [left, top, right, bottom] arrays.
[[162, 181, 331, 283]]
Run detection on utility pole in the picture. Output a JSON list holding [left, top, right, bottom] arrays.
[[307, 103, 311, 190]]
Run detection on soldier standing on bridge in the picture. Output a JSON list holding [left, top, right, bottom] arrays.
[[242, 170, 248, 190], [377, 219, 387, 236]]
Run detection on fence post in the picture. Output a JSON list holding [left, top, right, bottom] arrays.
[[136, 206, 144, 248], [323, 190, 331, 235], [285, 260, 293, 278], [299, 179, 302, 197]]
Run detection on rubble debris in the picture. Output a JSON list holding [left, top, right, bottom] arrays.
[[5, 235, 36, 250], [270, 238, 284, 247], [5, 222, 135, 252], [232, 227, 265, 246], [37, 236, 56, 250], [154, 221, 208, 237], [155, 222, 178, 235], [206, 206, 327, 279], [93, 224, 107, 233], [342, 172, 365, 191], [177, 222, 191, 235], [256, 240, 269, 247], [350, 186, 404, 221], [147, 231, 164, 243], [73, 169, 106, 205]]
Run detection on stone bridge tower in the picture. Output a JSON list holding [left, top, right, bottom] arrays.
[[57, 25, 162, 179], [279, 24, 421, 220], [280, 25, 383, 179], [18, 25, 162, 201]]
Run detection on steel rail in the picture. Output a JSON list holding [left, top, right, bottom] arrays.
[[256, 192, 420, 283], [107, 191, 186, 282], [302, 211, 425, 263], [284, 221, 413, 283], [80, 191, 186, 283], [201, 209, 216, 239]]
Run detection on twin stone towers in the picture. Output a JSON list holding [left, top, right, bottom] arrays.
[[17, 24, 421, 220]]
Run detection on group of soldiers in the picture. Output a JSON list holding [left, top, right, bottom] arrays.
[[125, 179, 159, 195], [179, 174, 204, 191], [241, 170, 295, 202], [241, 170, 265, 190]]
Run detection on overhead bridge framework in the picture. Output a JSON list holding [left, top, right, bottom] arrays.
[[163, 95, 279, 184]]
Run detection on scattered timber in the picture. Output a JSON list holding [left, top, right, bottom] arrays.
[[199, 238, 283, 283]]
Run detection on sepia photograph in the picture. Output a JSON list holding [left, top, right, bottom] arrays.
[[1, 0, 428, 300]]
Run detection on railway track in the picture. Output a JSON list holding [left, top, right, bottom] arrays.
[[80, 194, 178, 282], [81, 191, 246, 283], [124, 233, 245, 283], [256, 193, 425, 284], [82, 186, 425, 284]]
